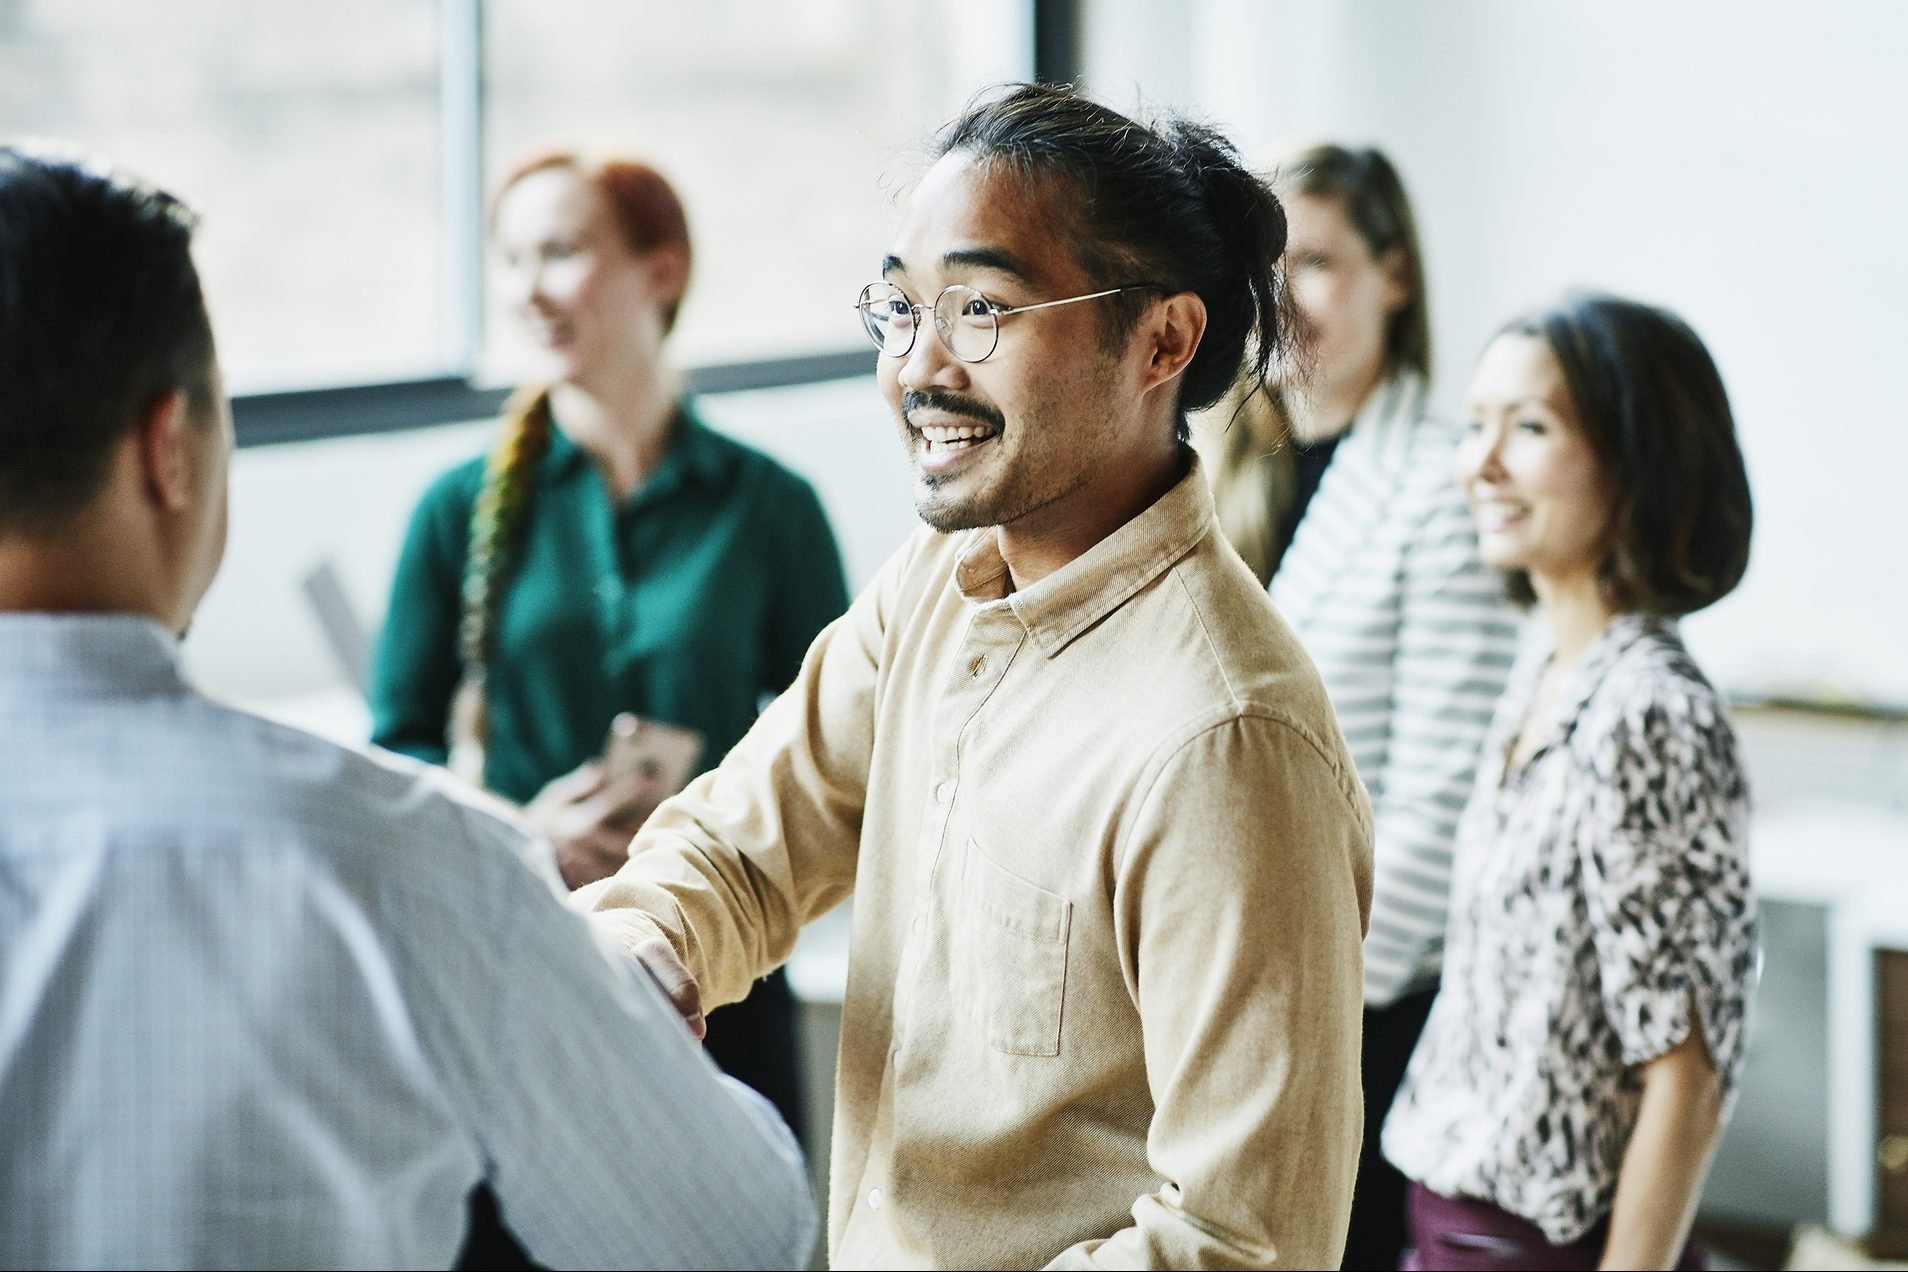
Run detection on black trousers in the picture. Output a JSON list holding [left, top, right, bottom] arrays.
[[701, 966, 807, 1146], [454, 967, 806, 1270], [1341, 985, 1439, 1272]]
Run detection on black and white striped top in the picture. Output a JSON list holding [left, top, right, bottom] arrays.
[[1270, 375, 1525, 1006]]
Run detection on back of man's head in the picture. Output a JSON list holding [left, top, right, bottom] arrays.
[[0, 146, 215, 538], [937, 84, 1297, 437]]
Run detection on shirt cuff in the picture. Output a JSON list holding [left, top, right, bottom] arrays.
[[582, 904, 670, 962]]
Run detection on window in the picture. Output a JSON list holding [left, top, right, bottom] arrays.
[[1, 0, 1036, 403], [0, 0, 446, 393], [483, 1, 1032, 373]]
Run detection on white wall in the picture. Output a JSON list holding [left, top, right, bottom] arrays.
[[181, 375, 916, 713], [1083, 0, 1908, 709]]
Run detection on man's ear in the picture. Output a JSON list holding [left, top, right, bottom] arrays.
[[137, 389, 196, 513], [1138, 291, 1208, 394]]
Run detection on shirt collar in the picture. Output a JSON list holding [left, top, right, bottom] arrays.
[[1560, 612, 1676, 711], [542, 398, 734, 499], [0, 612, 186, 697], [1516, 611, 1678, 758], [952, 453, 1217, 659], [1340, 370, 1428, 472]]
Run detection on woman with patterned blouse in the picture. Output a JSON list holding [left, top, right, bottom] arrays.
[[1382, 294, 1757, 1271]]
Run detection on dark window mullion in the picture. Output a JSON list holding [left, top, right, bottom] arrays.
[[1033, 0, 1082, 86]]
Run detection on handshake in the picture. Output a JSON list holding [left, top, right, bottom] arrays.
[[526, 713, 712, 1043]]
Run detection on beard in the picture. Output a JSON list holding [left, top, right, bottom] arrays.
[[902, 388, 1012, 531], [910, 425, 1094, 537], [913, 486, 992, 533], [894, 356, 1116, 536]]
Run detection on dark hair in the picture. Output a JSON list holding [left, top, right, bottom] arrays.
[[0, 146, 215, 537], [1499, 292, 1753, 616], [1278, 143, 1431, 381], [492, 150, 693, 333], [937, 83, 1295, 440]]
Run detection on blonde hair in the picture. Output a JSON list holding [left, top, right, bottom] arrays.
[[1196, 143, 1431, 583], [446, 386, 554, 784], [1193, 387, 1294, 585]]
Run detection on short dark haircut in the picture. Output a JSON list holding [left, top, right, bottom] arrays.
[[0, 146, 216, 537], [1277, 143, 1431, 382], [937, 83, 1295, 441], [1500, 293, 1753, 616]]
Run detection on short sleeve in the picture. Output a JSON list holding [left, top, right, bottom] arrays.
[[1577, 687, 1757, 1092]]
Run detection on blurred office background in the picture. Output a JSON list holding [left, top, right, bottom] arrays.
[[5, 2, 1905, 1266]]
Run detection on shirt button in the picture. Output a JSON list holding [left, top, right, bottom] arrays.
[[934, 779, 955, 804], [910, 913, 924, 934], [868, 1187, 884, 1210]]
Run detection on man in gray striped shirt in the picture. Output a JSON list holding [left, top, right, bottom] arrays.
[[0, 147, 814, 1269]]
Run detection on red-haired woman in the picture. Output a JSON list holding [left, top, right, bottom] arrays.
[[371, 152, 847, 1148]]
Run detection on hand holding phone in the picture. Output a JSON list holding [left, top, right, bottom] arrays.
[[526, 714, 704, 890], [601, 713, 703, 797]]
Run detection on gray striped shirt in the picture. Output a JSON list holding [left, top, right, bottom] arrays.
[[0, 613, 815, 1270], [1271, 377, 1524, 1005]]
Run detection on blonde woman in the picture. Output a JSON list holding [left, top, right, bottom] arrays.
[[1196, 145, 1522, 1270]]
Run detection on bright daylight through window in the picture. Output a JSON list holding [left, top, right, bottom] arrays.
[[0, 0, 1033, 397]]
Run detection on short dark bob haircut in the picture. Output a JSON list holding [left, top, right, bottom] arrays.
[[1497, 292, 1753, 616]]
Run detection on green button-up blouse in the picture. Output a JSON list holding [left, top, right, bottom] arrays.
[[369, 402, 850, 804]]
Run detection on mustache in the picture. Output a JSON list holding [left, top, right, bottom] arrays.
[[903, 390, 1005, 433]]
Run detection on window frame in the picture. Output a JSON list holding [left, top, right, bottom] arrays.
[[231, 0, 1078, 448]]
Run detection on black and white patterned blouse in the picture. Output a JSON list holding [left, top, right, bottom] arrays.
[[1381, 614, 1757, 1245]]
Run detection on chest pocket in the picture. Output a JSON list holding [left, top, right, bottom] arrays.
[[950, 838, 1072, 1057]]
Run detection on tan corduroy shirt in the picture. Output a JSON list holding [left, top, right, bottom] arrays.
[[576, 459, 1374, 1269]]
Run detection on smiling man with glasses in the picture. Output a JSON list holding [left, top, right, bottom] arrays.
[[578, 82, 1375, 1270]]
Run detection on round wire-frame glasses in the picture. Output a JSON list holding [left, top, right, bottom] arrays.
[[854, 280, 1161, 364]]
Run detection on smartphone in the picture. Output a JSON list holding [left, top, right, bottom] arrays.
[[601, 712, 704, 798]]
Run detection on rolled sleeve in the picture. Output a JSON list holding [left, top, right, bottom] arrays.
[[1579, 693, 1756, 1089]]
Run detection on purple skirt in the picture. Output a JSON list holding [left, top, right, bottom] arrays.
[[1400, 1184, 1706, 1272]]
